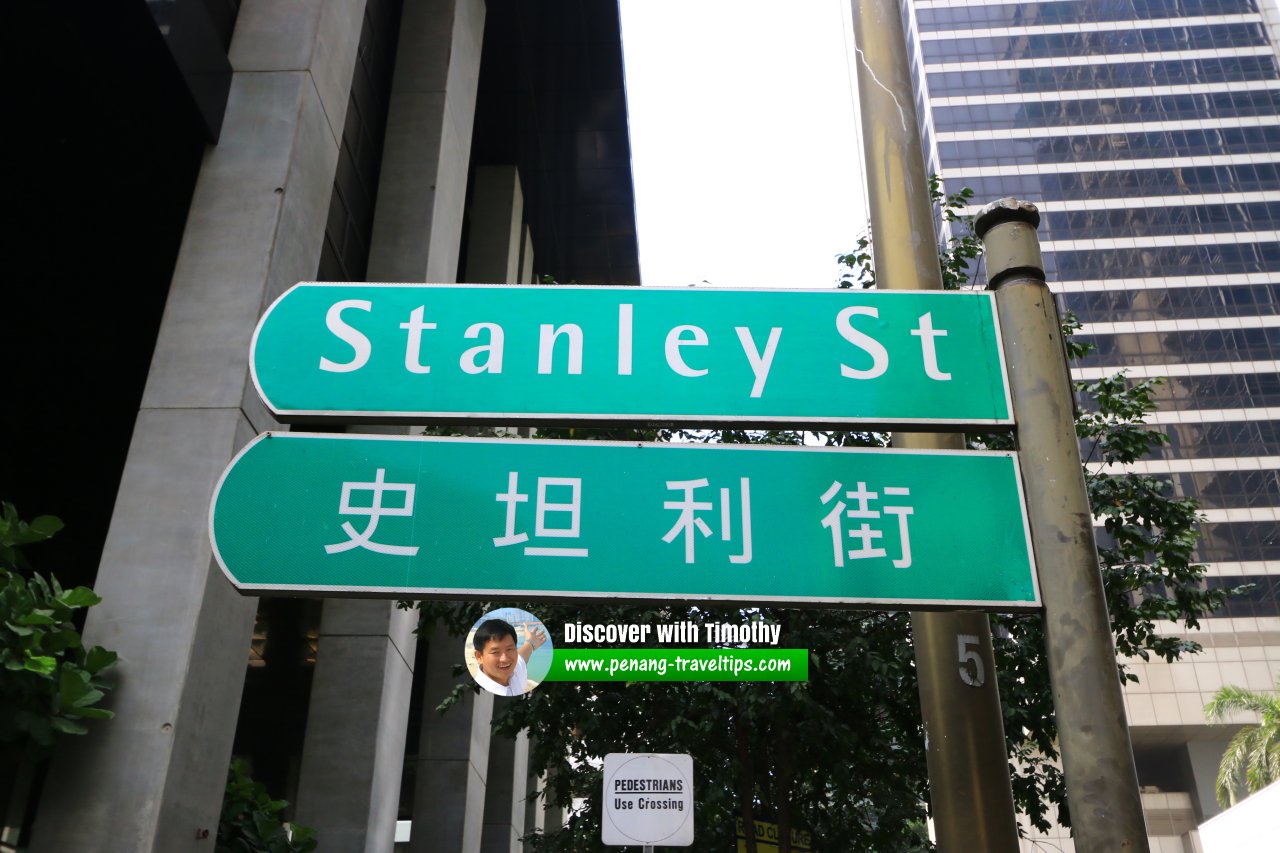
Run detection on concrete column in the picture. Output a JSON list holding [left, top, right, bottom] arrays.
[[465, 166, 524, 283], [345, 4, 490, 851], [1186, 737, 1232, 822], [519, 226, 536, 284], [411, 622, 494, 853], [480, 731, 529, 853], [291, 0, 486, 843], [294, 601, 418, 852], [522, 751, 545, 842], [542, 788, 565, 841], [368, 0, 486, 283], [462, 164, 533, 851], [29, 3, 367, 851]]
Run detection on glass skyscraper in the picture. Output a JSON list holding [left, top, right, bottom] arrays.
[[903, 0, 1280, 845]]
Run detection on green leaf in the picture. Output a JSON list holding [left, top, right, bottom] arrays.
[[50, 717, 89, 736], [69, 687, 105, 708], [23, 654, 56, 675], [28, 515, 65, 539], [66, 705, 114, 720], [84, 646, 119, 673], [58, 587, 102, 609]]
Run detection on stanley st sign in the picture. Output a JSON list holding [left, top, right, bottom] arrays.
[[250, 283, 1013, 429]]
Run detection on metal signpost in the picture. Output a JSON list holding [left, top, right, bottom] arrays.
[[209, 432, 1039, 609], [602, 753, 694, 849], [850, 0, 1023, 844], [979, 200, 1151, 849], [250, 283, 1012, 429]]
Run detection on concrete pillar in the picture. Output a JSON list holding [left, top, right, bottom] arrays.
[[368, 0, 486, 283], [291, 0, 486, 844], [519, 226, 536, 284], [411, 622, 494, 853], [465, 166, 525, 283], [522, 753, 545, 841], [481, 731, 529, 853], [337, 3, 489, 851], [1186, 737, 1232, 822], [294, 601, 418, 852], [29, 3, 367, 851], [406, 158, 533, 848], [456, 163, 535, 851], [542, 787, 565, 839]]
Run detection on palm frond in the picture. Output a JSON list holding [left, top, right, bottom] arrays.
[[1205, 682, 1280, 721], [1208, 679, 1280, 807], [1217, 726, 1258, 807]]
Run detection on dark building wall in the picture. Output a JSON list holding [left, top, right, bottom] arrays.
[[470, 0, 640, 285], [2, 1, 231, 588]]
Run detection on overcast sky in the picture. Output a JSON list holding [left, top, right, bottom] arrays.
[[619, 0, 867, 289], [621, 1, 1280, 288]]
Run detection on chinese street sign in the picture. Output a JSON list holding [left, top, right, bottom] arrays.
[[250, 284, 1013, 429], [603, 753, 694, 847], [209, 433, 1039, 609]]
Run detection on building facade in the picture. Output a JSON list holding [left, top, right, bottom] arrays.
[[4, 1, 637, 851], [902, 0, 1280, 848]]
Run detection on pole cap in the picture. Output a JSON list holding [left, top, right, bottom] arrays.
[[974, 198, 1040, 238]]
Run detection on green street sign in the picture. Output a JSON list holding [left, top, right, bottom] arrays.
[[250, 284, 1012, 428], [210, 433, 1039, 610]]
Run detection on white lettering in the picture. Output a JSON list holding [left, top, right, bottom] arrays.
[[460, 322, 504, 374], [735, 326, 782, 398], [665, 325, 708, 377], [399, 306, 437, 374], [563, 622, 653, 643], [538, 324, 584, 374], [911, 312, 952, 380], [618, 303, 633, 375], [319, 299, 373, 373], [837, 306, 889, 380]]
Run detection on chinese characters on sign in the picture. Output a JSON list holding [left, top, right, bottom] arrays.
[[662, 478, 752, 565], [323, 469, 420, 557], [494, 473, 588, 557], [318, 470, 924, 574], [210, 433, 1038, 609], [820, 481, 914, 569]]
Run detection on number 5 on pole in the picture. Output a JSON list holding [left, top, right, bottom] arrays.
[[957, 633, 985, 687]]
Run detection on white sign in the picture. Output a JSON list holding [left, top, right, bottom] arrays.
[[602, 753, 694, 847]]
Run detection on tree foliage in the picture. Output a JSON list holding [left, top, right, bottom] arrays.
[[217, 759, 317, 853], [0, 502, 117, 758], [414, 180, 1235, 848], [1205, 679, 1280, 807], [421, 597, 931, 853]]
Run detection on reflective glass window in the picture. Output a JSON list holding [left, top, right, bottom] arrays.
[[1061, 285, 1280, 323], [923, 23, 1269, 63], [934, 90, 1280, 132], [1128, 419, 1280, 461], [1206, 574, 1280, 619], [1044, 242, 1280, 281], [1196, 521, 1280, 561], [1073, 326, 1280, 368], [918, 1, 1260, 32], [928, 56, 1278, 98]]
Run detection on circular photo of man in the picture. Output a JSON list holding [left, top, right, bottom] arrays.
[[464, 607, 552, 696]]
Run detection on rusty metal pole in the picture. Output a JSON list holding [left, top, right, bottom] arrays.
[[850, 2, 1019, 849], [977, 198, 1150, 851]]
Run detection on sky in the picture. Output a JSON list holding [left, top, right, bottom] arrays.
[[621, 1, 1280, 289], [619, 0, 867, 289]]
